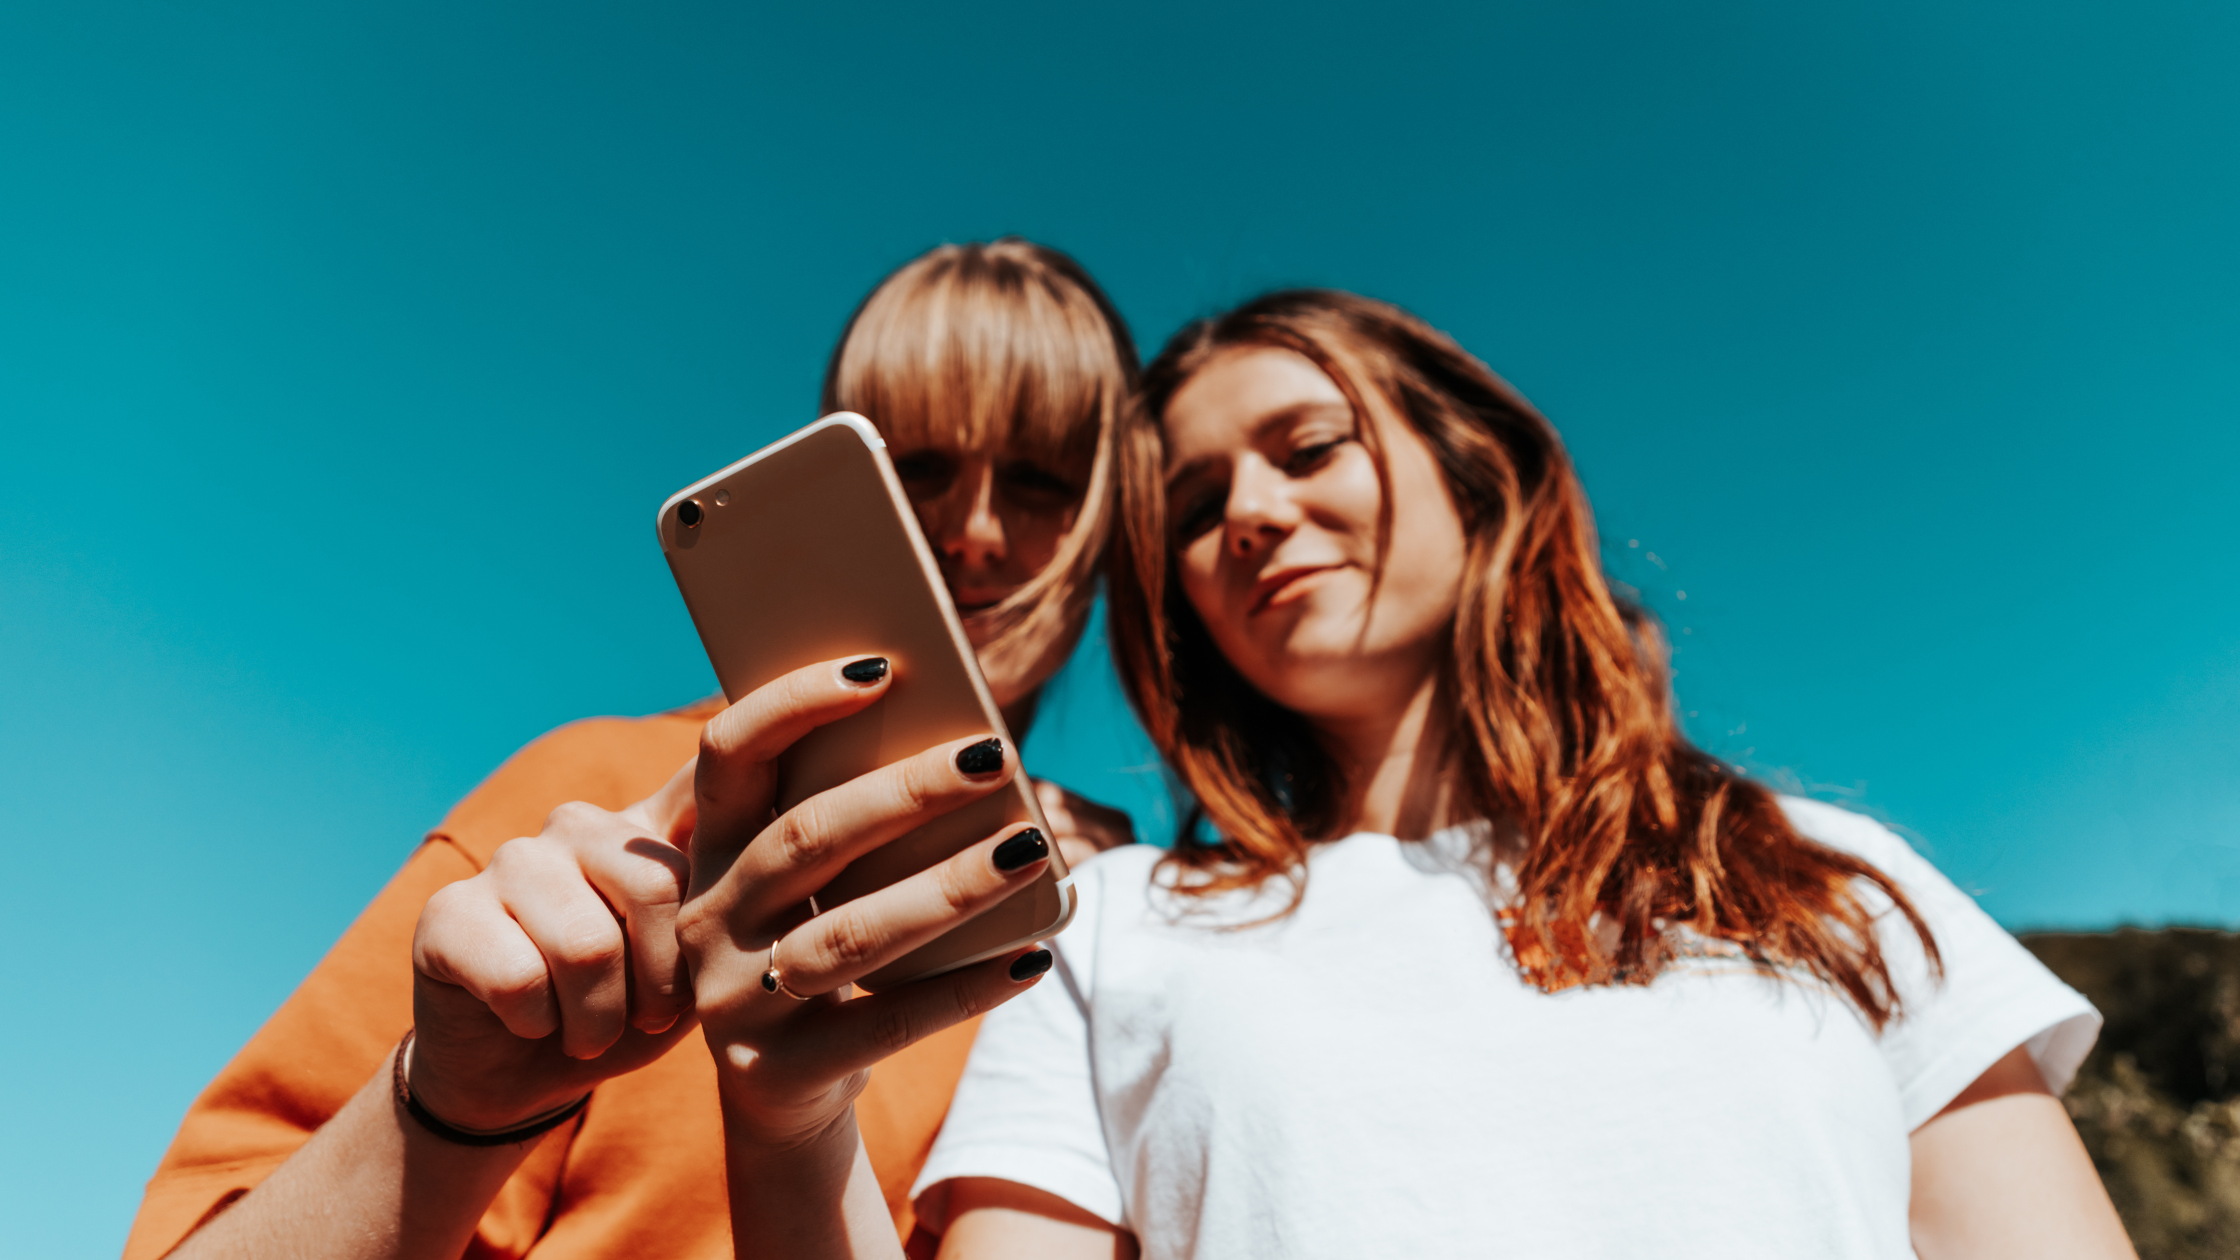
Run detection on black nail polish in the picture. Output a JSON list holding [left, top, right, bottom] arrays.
[[841, 657, 890, 684], [955, 737, 1005, 777], [1009, 948, 1054, 982], [993, 828, 1048, 872]]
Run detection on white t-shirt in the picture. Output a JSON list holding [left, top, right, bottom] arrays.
[[912, 798, 2098, 1260]]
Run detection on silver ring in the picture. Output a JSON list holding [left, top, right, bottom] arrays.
[[761, 940, 811, 1001]]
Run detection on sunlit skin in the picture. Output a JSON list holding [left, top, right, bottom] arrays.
[[1161, 346, 1469, 837]]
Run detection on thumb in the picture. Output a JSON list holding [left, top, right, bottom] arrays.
[[622, 758, 700, 847]]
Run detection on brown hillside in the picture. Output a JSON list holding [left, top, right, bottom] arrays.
[[2022, 928, 2240, 1260]]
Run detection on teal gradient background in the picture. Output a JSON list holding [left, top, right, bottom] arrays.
[[2, 2, 2235, 1251]]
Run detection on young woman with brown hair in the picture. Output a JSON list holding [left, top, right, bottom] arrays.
[[128, 238, 1136, 1260], [696, 290, 2135, 1259]]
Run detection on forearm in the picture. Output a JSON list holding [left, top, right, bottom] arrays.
[[170, 1046, 531, 1260], [720, 1101, 905, 1260]]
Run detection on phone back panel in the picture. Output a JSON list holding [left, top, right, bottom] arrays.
[[659, 414, 1074, 990]]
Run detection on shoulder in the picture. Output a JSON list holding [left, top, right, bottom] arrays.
[[1768, 797, 2105, 1117], [1065, 842, 1300, 929], [1777, 795, 1911, 860], [1053, 843, 1163, 939], [431, 697, 721, 866], [1774, 795, 1945, 894], [1039, 843, 1176, 989], [1070, 841, 1166, 890], [1774, 795, 1981, 939]]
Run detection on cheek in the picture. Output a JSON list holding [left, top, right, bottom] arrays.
[[1321, 452, 1389, 530], [1006, 504, 1076, 570], [1379, 480, 1469, 623], [908, 485, 963, 540], [1175, 538, 1228, 626], [1388, 537, 1464, 630]]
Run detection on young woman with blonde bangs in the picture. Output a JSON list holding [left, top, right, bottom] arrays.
[[130, 239, 1137, 1260], [697, 291, 2136, 1259], [830, 242, 1119, 735]]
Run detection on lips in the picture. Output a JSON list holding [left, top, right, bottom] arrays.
[[1249, 565, 1339, 615]]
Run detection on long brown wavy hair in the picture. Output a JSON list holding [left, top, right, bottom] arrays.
[[824, 238, 1137, 700], [1109, 290, 1937, 1028]]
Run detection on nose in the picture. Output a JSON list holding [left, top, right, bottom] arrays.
[[1223, 455, 1299, 561], [934, 457, 1007, 571]]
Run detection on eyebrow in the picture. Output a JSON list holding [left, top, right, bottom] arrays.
[[1163, 400, 1356, 489]]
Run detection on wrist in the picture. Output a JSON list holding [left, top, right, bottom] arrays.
[[716, 1070, 860, 1162], [400, 1031, 589, 1141], [721, 1096, 862, 1205], [718, 1099, 896, 1260]]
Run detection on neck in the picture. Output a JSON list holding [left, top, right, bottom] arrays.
[[1316, 671, 1453, 840]]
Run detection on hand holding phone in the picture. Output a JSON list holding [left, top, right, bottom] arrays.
[[673, 656, 1059, 1151], [658, 414, 1076, 989]]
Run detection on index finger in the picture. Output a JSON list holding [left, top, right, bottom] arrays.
[[693, 654, 893, 874]]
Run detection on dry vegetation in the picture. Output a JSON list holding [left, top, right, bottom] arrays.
[[2022, 929, 2240, 1260]]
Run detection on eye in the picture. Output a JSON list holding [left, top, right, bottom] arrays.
[[1173, 487, 1225, 542], [891, 450, 957, 497], [1281, 438, 1346, 477], [995, 460, 1081, 508]]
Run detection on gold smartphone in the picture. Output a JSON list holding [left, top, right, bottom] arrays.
[[657, 413, 1076, 990]]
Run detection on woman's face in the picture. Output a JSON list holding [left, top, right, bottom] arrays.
[[1162, 346, 1468, 726], [890, 441, 1089, 647]]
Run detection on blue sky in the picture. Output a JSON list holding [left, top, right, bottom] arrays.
[[2, 1, 2235, 1251]]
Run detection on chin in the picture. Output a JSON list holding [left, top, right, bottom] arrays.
[[984, 674, 1028, 711], [1241, 669, 1355, 724], [1231, 643, 1359, 715], [1234, 619, 1445, 720], [1263, 614, 1374, 668]]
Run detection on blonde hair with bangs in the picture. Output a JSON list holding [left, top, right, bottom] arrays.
[[822, 238, 1139, 698]]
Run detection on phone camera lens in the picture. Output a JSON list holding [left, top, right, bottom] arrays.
[[677, 500, 704, 529]]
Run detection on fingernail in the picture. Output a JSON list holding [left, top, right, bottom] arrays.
[[1009, 948, 1054, 982], [955, 737, 1005, 777], [842, 657, 890, 684], [993, 828, 1048, 872]]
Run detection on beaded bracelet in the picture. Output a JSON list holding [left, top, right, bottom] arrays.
[[391, 1029, 590, 1147]]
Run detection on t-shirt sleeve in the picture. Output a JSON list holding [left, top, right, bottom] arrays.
[[911, 870, 1125, 1232], [1780, 798, 2101, 1130]]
